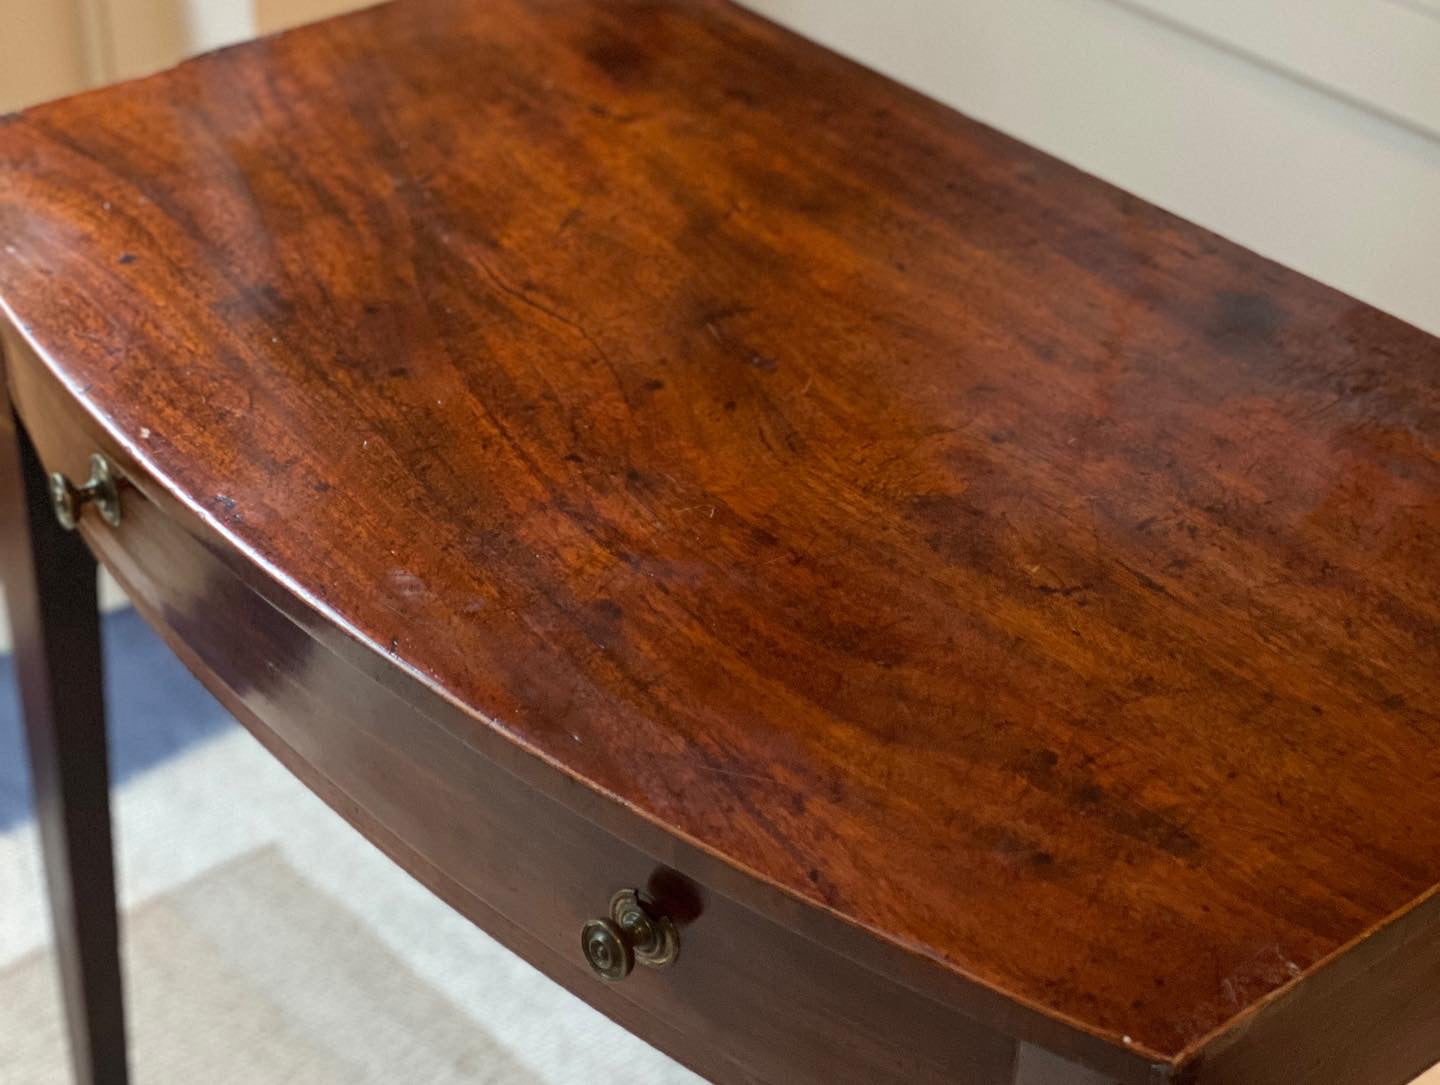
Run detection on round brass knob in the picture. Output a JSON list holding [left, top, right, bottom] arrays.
[[580, 889, 679, 982], [580, 917, 633, 982], [49, 453, 121, 531]]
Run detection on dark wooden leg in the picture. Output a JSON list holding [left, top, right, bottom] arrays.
[[0, 404, 129, 1084]]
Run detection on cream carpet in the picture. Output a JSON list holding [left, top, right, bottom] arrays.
[[2, 847, 545, 1083]]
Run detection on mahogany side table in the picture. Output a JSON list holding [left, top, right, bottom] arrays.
[[2, 2, 1439, 1083]]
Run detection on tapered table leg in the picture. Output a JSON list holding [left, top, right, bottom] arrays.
[[0, 402, 128, 1084]]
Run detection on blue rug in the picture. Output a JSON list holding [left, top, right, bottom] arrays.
[[0, 607, 235, 831]]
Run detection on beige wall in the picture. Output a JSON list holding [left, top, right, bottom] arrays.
[[0, 0, 261, 114], [0, 0, 92, 113], [254, 0, 370, 34], [102, 0, 193, 82]]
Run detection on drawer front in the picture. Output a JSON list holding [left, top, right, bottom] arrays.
[[2, 335, 1029, 1084]]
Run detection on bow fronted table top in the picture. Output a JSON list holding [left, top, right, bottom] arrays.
[[2, 0, 1438, 1074]]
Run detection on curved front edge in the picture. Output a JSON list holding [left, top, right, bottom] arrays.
[[5, 329, 1168, 1085]]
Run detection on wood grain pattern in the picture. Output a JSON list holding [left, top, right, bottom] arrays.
[[1, 0, 1438, 1079], [9, 330, 1036, 1085]]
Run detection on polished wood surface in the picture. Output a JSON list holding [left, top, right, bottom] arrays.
[[0, 340, 127, 1085], [8, 334, 1025, 1084], [1, 1, 1439, 1080]]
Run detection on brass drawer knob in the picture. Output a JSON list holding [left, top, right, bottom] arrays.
[[49, 452, 122, 531], [580, 889, 679, 982]]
